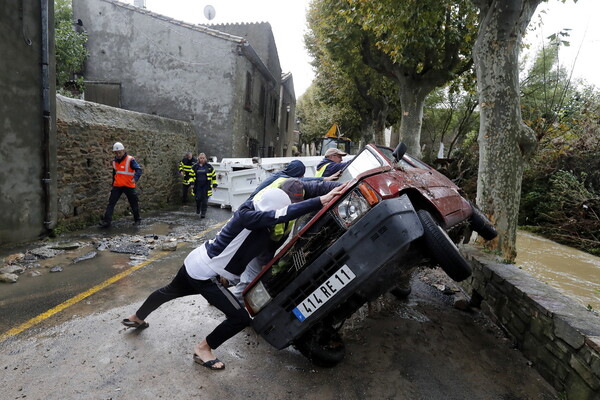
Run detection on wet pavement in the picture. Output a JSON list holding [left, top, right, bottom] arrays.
[[0, 205, 558, 399]]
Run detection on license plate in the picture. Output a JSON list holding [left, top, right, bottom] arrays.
[[292, 264, 356, 322]]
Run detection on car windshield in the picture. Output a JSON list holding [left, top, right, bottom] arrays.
[[337, 147, 387, 182]]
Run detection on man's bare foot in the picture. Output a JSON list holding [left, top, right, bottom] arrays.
[[193, 340, 225, 369]]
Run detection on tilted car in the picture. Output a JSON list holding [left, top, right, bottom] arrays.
[[243, 143, 497, 366]]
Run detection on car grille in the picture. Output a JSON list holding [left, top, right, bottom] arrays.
[[261, 213, 344, 298], [281, 248, 349, 312]]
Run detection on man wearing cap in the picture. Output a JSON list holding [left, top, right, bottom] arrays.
[[99, 142, 143, 228], [121, 184, 345, 371], [248, 160, 340, 202], [315, 148, 351, 178]]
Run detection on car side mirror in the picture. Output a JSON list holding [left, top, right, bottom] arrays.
[[392, 142, 407, 162]]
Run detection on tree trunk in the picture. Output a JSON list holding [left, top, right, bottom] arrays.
[[398, 85, 427, 158], [473, 0, 540, 262], [389, 124, 400, 149], [372, 102, 388, 145], [361, 120, 376, 146]]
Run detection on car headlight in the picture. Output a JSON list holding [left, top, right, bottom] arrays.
[[332, 183, 380, 228], [245, 280, 272, 314]]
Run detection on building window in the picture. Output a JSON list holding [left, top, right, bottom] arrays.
[[244, 72, 253, 111], [259, 86, 266, 116], [271, 97, 278, 123]]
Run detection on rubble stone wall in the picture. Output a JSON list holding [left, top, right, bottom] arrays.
[[462, 246, 600, 400], [56, 95, 196, 227]]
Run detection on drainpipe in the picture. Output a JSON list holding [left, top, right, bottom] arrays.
[[40, 0, 53, 230]]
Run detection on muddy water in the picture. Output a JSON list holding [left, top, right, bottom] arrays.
[[515, 231, 600, 310], [0, 207, 231, 334]]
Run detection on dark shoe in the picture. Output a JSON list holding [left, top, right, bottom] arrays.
[[201, 214, 206, 219], [196, 209, 200, 214], [133, 220, 142, 226], [193, 354, 225, 370], [98, 221, 110, 228], [121, 318, 149, 329]]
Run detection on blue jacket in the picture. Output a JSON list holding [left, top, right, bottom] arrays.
[[316, 158, 350, 177], [204, 196, 323, 278], [249, 160, 306, 199]]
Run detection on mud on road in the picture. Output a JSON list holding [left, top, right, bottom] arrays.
[[0, 206, 557, 399]]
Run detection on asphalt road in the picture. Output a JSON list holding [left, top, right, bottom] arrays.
[[0, 206, 558, 400]]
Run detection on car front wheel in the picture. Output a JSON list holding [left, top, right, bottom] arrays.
[[417, 209, 472, 282], [294, 324, 345, 367]]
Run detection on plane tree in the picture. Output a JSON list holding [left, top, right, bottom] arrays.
[[306, 0, 401, 146], [471, 0, 552, 261], [331, 0, 479, 157]]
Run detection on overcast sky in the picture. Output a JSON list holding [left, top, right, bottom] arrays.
[[133, 0, 599, 99]]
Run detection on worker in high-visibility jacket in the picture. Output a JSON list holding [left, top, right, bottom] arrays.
[[315, 147, 351, 177], [229, 177, 344, 301], [179, 151, 197, 203], [99, 142, 143, 228], [191, 152, 217, 218]]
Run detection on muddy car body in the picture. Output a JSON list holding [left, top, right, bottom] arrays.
[[243, 143, 496, 366]]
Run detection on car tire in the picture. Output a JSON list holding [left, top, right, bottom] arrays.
[[417, 209, 472, 282], [390, 285, 412, 298], [294, 326, 345, 368], [469, 202, 498, 241]]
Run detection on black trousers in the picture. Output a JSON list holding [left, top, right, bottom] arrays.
[[181, 183, 192, 203], [195, 191, 209, 215], [135, 265, 251, 349], [102, 186, 140, 223]]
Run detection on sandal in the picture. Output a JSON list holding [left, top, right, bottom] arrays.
[[121, 318, 149, 329], [193, 354, 225, 370]]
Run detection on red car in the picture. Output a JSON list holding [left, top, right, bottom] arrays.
[[243, 143, 496, 366]]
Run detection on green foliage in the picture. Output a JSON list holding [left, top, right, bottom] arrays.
[[304, 0, 478, 150], [340, 0, 478, 85], [516, 39, 600, 255], [55, 0, 87, 95], [421, 87, 479, 163], [305, 0, 401, 144]]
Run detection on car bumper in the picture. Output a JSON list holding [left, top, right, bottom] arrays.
[[251, 194, 424, 349]]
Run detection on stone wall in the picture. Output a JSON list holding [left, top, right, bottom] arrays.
[[56, 95, 196, 227], [462, 246, 600, 400]]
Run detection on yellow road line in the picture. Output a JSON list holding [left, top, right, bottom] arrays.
[[0, 220, 227, 343]]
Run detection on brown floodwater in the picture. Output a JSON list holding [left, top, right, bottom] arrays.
[[515, 231, 600, 310]]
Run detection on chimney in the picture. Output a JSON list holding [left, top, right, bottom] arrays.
[[133, 0, 146, 8]]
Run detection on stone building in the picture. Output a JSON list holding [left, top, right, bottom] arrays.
[[72, 0, 297, 159], [0, 1, 58, 244]]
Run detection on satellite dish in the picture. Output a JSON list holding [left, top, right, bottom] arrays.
[[204, 5, 216, 20]]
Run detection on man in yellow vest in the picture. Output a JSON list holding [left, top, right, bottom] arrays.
[[315, 148, 350, 178], [230, 177, 345, 301], [99, 142, 143, 228], [179, 151, 197, 203]]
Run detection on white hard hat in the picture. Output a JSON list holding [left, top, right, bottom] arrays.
[[113, 142, 125, 151], [253, 188, 291, 211]]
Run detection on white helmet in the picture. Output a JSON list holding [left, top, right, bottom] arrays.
[[113, 142, 125, 151], [253, 188, 291, 211]]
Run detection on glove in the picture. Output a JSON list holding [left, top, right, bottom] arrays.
[[213, 183, 218, 188]]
